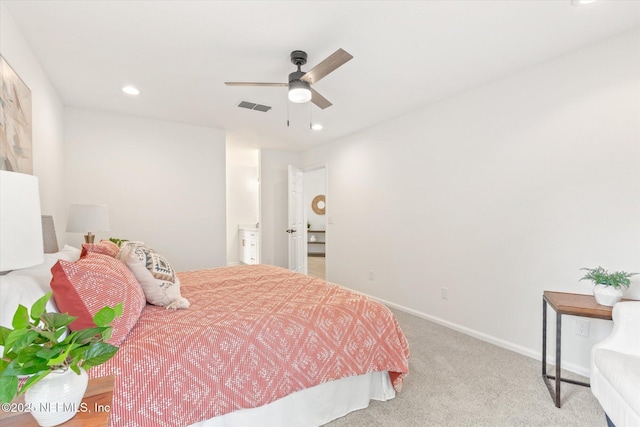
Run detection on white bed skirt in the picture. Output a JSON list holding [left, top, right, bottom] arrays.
[[188, 371, 395, 427]]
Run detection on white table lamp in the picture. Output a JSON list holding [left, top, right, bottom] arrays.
[[0, 170, 44, 272], [66, 204, 110, 243]]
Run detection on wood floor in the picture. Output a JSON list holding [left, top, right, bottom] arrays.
[[307, 256, 325, 280]]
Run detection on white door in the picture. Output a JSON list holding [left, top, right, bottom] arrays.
[[287, 165, 306, 273]]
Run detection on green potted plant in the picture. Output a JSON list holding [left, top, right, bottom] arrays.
[[0, 292, 121, 426], [579, 266, 638, 306]]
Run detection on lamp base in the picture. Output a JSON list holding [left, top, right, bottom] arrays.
[[84, 233, 95, 243]]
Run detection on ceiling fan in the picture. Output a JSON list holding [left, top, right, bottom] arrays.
[[225, 48, 353, 109]]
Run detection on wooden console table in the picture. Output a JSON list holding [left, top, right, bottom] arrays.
[[0, 375, 115, 427], [542, 291, 618, 408]]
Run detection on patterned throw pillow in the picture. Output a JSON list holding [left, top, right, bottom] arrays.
[[117, 242, 189, 310], [50, 252, 146, 345], [80, 240, 119, 258]]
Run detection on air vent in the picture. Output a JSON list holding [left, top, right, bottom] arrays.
[[252, 104, 271, 112], [238, 101, 256, 109], [238, 101, 271, 112]]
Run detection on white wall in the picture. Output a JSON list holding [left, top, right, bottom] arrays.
[[226, 143, 259, 265], [259, 149, 301, 267], [64, 107, 227, 271], [1, 3, 66, 247], [302, 29, 640, 376]]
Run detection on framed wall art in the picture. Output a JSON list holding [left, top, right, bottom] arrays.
[[1, 55, 33, 174]]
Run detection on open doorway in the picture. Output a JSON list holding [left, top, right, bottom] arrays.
[[304, 167, 326, 280]]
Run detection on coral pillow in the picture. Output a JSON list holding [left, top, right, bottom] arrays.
[[118, 242, 189, 310], [80, 240, 119, 258], [50, 252, 146, 345]]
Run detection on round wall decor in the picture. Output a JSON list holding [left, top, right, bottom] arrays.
[[312, 195, 326, 215]]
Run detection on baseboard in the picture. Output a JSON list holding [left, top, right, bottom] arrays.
[[226, 261, 241, 267], [368, 295, 591, 378]]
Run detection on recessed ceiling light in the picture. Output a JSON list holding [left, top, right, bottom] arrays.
[[571, 0, 598, 6], [121, 86, 140, 95], [311, 123, 323, 131]]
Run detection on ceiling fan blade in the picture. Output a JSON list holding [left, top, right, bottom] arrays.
[[225, 82, 288, 87], [301, 48, 353, 84], [310, 88, 332, 109]]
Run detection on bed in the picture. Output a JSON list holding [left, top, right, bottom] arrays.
[[0, 219, 409, 426]]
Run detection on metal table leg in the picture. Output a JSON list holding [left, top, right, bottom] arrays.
[[555, 313, 562, 407], [542, 299, 547, 378], [542, 298, 562, 407], [542, 297, 590, 408]]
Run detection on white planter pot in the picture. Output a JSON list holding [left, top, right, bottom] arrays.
[[593, 284, 623, 307], [25, 368, 88, 427]]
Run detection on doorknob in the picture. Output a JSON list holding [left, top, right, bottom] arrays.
[[286, 229, 297, 234]]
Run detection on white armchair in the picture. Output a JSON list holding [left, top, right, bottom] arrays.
[[591, 301, 640, 427]]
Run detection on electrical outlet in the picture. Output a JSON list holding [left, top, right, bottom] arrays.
[[441, 287, 449, 300], [576, 319, 590, 337], [368, 270, 374, 281]]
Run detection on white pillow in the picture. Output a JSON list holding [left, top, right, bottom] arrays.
[[50, 244, 82, 262], [0, 246, 82, 355], [7, 245, 81, 279], [0, 245, 81, 329], [117, 242, 189, 310], [0, 273, 61, 329]]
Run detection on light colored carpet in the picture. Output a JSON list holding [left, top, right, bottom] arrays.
[[326, 308, 605, 427]]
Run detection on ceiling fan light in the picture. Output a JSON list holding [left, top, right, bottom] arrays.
[[289, 88, 311, 103], [288, 80, 312, 103]]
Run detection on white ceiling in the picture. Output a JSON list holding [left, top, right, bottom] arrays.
[[4, 0, 640, 151]]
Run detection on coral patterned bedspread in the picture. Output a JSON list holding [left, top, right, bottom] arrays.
[[90, 265, 410, 427]]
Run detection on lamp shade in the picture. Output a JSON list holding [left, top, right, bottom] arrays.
[[0, 170, 44, 271], [66, 204, 110, 234]]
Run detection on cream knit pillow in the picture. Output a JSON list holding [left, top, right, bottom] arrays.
[[117, 242, 189, 310]]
